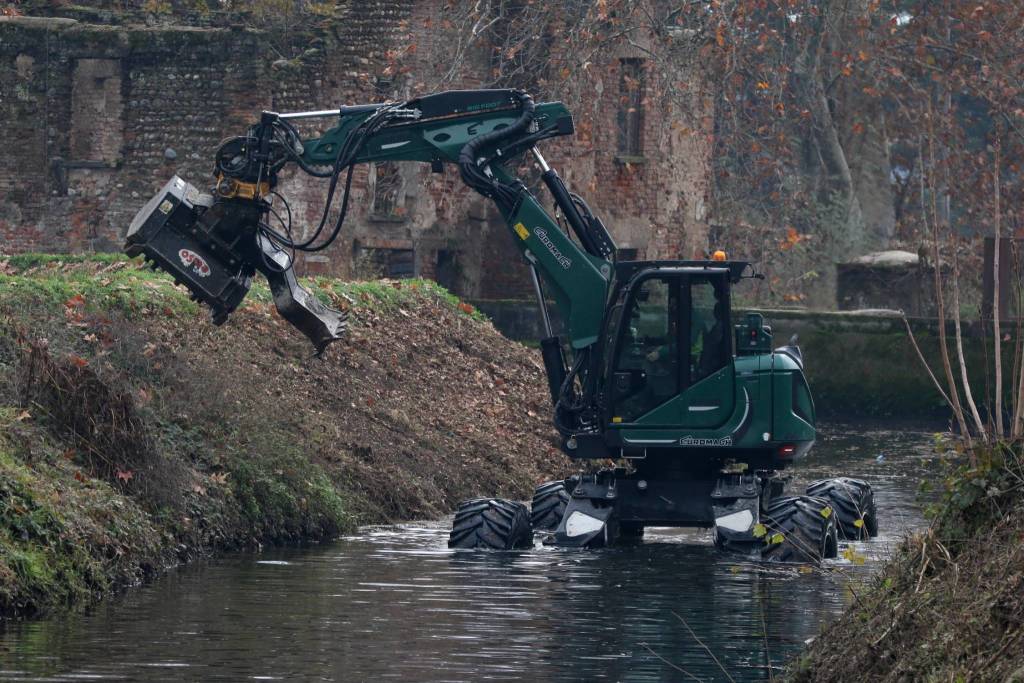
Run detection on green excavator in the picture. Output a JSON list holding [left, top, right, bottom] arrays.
[[125, 89, 878, 560]]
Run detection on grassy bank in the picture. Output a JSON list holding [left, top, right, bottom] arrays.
[[0, 255, 566, 618], [790, 443, 1024, 681]]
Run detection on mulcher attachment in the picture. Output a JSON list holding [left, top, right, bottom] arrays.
[[448, 498, 533, 550], [125, 175, 347, 353], [761, 495, 838, 563], [806, 477, 878, 540]]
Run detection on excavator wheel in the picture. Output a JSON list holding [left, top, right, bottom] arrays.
[[761, 495, 838, 563], [448, 498, 533, 550], [530, 480, 570, 531], [806, 478, 878, 540]]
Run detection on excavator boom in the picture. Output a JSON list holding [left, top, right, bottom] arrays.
[[126, 90, 610, 352]]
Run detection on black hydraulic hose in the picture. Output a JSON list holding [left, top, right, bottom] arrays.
[[457, 91, 535, 210], [298, 164, 356, 253], [541, 169, 601, 256], [268, 106, 393, 251], [553, 347, 589, 435]]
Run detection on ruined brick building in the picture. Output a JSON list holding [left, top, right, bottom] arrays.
[[0, 2, 712, 301]]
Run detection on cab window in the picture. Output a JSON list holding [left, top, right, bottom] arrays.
[[690, 278, 729, 383], [612, 278, 679, 421]]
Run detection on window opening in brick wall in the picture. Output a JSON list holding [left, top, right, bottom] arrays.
[[617, 58, 646, 158], [435, 249, 460, 294], [369, 161, 406, 220], [354, 245, 415, 279], [70, 59, 123, 165]]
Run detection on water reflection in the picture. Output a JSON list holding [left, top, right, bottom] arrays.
[[0, 423, 938, 682]]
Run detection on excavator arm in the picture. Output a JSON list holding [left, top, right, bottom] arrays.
[[125, 89, 616, 436], [126, 89, 612, 351]]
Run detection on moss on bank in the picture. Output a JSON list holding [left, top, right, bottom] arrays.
[[0, 255, 562, 618], [0, 405, 170, 616], [790, 442, 1024, 681]]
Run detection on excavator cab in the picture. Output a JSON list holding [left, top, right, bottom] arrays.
[[608, 268, 734, 428]]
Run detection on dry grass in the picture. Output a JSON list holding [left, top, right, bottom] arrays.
[[790, 446, 1024, 682]]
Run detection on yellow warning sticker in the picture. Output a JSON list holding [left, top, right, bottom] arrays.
[[514, 222, 529, 240]]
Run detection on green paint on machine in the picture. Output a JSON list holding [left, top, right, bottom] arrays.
[[125, 88, 867, 554]]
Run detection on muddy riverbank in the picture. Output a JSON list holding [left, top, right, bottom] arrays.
[[0, 254, 568, 617]]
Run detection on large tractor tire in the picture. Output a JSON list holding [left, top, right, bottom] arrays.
[[530, 480, 570, 531], [761, 495, 838, 563], [806, 477, 878, 540], [448, 498, 533, 550]]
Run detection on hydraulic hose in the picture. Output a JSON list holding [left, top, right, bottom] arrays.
[[457, 91, 536, 212]]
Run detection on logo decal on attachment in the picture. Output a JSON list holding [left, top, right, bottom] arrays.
[[178, 249, 211, 278]]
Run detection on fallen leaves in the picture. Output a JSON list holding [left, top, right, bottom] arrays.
[[842, 547, 867, 565], [64, 294, 89, 328], [67, 354, 89, 368], [779, 226, 808, 251]]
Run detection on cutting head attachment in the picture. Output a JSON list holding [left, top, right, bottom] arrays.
[[125, 176, 346, 353]]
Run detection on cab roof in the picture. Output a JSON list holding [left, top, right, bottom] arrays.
[[614, 260, 756, 284]]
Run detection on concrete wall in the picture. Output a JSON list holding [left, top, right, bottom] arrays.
[[475, 299, 1004, 420]]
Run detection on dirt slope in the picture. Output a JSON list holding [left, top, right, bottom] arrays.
[[0, 254, 569, 617]]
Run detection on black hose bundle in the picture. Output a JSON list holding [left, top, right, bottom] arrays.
[[258, 104, 405, 256], [553, 346, 602, 437], [457, 90, 536, 213]]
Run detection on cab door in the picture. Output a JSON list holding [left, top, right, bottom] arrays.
[[608, 272, 734, 428], [679, 276, 735, 429], [607, 276, 681, 423]]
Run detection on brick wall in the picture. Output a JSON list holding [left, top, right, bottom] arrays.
[[0, 4, 712, 300]]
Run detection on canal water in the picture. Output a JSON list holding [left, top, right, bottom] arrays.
[[0, 423, 940, 682]]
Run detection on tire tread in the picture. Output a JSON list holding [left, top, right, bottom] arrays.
[[806, 477, 878, 540], [762, 495, 838, 563], [448, 498, 533, 549]]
